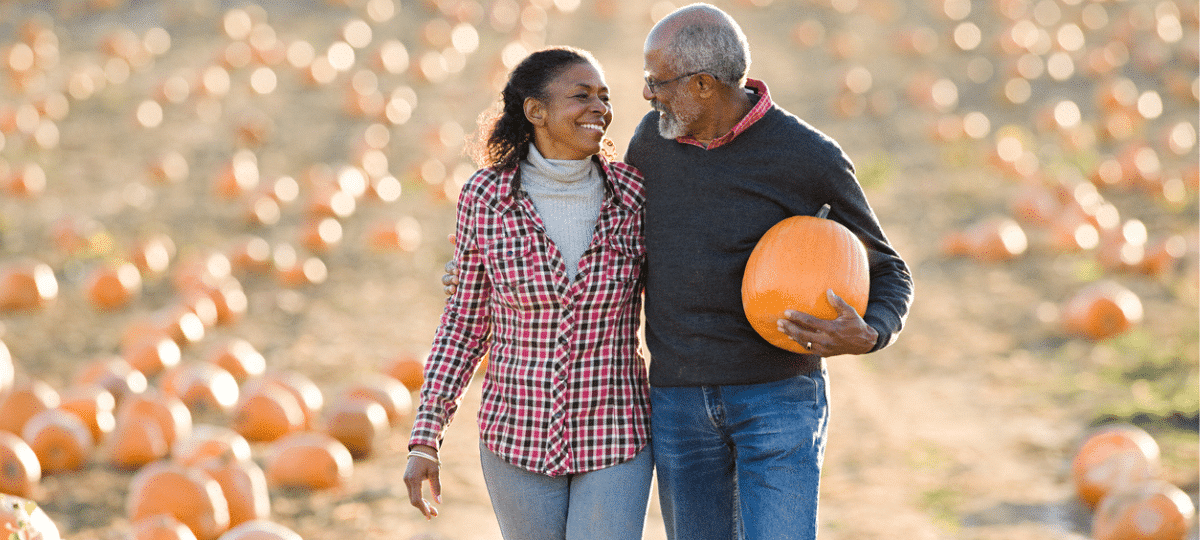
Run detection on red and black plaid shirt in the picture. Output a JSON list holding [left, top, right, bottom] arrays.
[[409, 154, 650, 477]]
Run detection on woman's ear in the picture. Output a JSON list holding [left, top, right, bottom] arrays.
[[524, 97, 545, 126]]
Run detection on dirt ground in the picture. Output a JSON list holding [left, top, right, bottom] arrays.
[[0, 0, 1196, 539]]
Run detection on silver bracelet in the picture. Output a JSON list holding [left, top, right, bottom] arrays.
[[408, 449, 440, 465]]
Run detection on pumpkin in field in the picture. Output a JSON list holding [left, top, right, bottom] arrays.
[[0, 260, 58, 311], [1071, 424, 1161, 507], [0, 431, 40, 497], [216, 519, 302, 540], [231, 385, 306, 443], [126, 461, 230, 540], [172, 425, 252, 467], [1092, 480, 1195, 540], [342, 377, 412, 426], [742, 206, 869, 354], [322, 395, 389, 459], [21, 409, 93, 473], [384, 354, 425, 391], [116, 390, 193, 449], [204, 339, 266, 383], [264, 431, 353, 490], [196, 454, 271, 528], [0, 379, 61, 436], [104, 415, 169, 470], [1061, 281, 1144, 341], [129, 514, 199, 540], [0, 494, 61, 540], [57, 385, 117, 444]]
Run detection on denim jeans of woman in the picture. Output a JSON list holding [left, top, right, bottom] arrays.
[[651, 368, 830, 540], [479, 442, 654, 540]]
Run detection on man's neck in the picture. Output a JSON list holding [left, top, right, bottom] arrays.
[[690, 88, 755, 144]]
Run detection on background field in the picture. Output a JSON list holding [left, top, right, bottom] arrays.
[[0, 0, 1196, 538]]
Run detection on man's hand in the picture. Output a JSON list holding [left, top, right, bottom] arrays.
[[777, 289, 878, 357], [441, 260, 460, 296], [403, 444, 442, 519]]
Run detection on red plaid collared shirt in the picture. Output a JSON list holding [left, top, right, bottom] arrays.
[[409, 153, 650, 477], [677, 78, 772, 149]]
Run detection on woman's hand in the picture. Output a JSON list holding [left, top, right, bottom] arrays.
[[403, 444, 442, 519], [441, 260, 460, 296]]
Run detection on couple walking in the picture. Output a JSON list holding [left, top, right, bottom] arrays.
[[403, 4, 913, 539]]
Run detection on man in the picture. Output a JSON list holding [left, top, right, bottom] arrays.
[[627, 4, 912, 539]]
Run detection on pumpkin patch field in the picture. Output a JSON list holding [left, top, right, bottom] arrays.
[[0, 0, 1195, 539]]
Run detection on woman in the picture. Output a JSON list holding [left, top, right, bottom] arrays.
[[403, 47, 651, 540]]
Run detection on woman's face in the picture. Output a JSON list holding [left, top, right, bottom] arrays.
[[527, 62, 612, 160]]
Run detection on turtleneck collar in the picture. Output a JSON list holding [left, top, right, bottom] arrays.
[[524, 143, 596, 185]]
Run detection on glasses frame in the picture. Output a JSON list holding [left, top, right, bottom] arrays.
[[645, 71, 707, 94]]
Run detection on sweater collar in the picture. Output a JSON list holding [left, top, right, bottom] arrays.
[[677, 78, 772, 150], [523, 144, 597, 186], [494, 147, 634, 214]]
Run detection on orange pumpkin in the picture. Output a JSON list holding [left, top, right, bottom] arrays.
[[126, 461, 230, 540], [264, 431, 354, 490], [122, 336, 183, 377], [1071, 424, 1161, 507], [217, 519, 302, 540], [116, 390, 194, 450], [0, 493, 61, 540], [384, 354, 425, 391], [73, 355, 149, 405], [246, 372, 323, 430], [742, 207, 869, 354], [83, 261, 143, 310], [204, 339, 266, 383], [21, 409, 93, 473], [0, 379, 60, 436], [172, 424, 253, 467], [0, 260, 58, 311], [342, 377, 412, 426], [322, 395, 389, 460], [104, 415, 169, 470], [161, 363, 240, 418], [1092, 480, 1195, 540], [231, 385, 305, 443], [1061, 281, 1144, 341], [57, 385, 117, 444], [0, 431, 40, 497], [196, 454, 271, 528], [129, 514, 200, 540]]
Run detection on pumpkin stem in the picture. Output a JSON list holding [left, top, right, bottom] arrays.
[[816, 204, 831, 219]]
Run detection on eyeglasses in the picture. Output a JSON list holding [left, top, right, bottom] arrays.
[[644, 71, 707, 94]]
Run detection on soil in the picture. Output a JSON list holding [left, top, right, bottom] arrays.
[[0, 0, 1196, 539]]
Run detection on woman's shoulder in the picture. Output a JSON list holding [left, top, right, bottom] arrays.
[[598, 157, 645, 205]]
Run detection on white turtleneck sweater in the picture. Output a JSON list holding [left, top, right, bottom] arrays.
[[519, 144, 604, 280]]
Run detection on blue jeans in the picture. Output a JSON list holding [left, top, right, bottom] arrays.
[[479, 442, 654, 540], [651, 368, 830, 540]]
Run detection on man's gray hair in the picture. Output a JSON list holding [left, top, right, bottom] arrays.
[[664, 19, 751, 87]]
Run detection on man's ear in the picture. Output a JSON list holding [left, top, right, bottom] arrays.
[[524, 97, 545, 126], [694, 73, 718, 99]]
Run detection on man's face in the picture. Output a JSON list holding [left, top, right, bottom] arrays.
[[643, 48, 702, 140]]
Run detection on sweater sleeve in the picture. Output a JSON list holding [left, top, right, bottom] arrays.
[[819, 149, 913, 352]]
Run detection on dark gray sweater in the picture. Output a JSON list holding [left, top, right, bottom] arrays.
[[626, 98, 913, 387]]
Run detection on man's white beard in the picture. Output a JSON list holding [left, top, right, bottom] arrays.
[[654, 98, 701, 140]]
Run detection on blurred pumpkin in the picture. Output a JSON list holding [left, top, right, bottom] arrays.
[[246, 372, 323, 430], [0, 260, 58, 311], [161, 363, 240, 418], [129, 513, 199, 540], [83, 261, 142, 311], [1092, 480, 1195, 540], [57, 385, 117, 444], [126, 460, 230, 540], [384, 354, 425, 391], [116, 390, 193, 450], [21, 409, 93, 473], [322, 395, 389, 460], [1071, 423, 1161, 507], [104, 415, 169, 470], [231, 385, 305, 443], [216, 519, 302, 540], [1061, 281, 1144, 341], [742, 206, 869, 354], [73, 355, 148, 405], [196, 454, 270, 528], [264, 431, 353, 490], [342, 377, 412, 426], [0, 431, 40, 497], [204, 339, 266, 383], [0, 340, 14, 396], [0, 379, 60, 436], [172, 425, 252, 467]]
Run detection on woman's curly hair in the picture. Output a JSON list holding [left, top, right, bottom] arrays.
[[467, 46, 615, 170]]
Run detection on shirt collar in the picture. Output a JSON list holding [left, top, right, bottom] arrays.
[[677, 78, 772, 150]]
